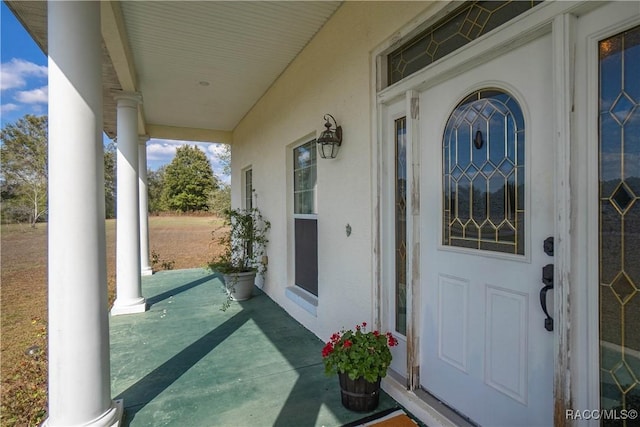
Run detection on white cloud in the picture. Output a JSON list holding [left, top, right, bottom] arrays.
[[147, 139, 225, 163], [15, 85, 48, 104], [0, 58, 47, 91], [0, 103, 20, 113], [146, 140, 181, 160]]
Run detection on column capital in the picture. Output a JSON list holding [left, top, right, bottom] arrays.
[[138, 134, 150, 145], [113, 91, 142, 105]]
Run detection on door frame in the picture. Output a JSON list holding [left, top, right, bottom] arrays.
[[370, 1, 623, 423], [379, 91, 421, 388]]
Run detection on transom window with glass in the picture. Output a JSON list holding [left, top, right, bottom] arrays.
[[443, 88, 525, 255], [387, 1, 542, 86]]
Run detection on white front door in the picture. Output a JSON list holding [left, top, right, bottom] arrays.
[[421, 33, 554, 426]]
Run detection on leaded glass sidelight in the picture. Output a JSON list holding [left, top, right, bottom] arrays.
[[599, 25, 640, 418], [443, 89, 525, 255], [395, 117, 407, 335]]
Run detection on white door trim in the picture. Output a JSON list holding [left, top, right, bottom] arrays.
[[377, 90, 422, 387], [551, 12, 575, 422], [405, 90, 421, 390]]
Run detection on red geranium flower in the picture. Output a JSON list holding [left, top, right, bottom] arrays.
[[322, 322, 397, 382], [322, 342, 334, 357]]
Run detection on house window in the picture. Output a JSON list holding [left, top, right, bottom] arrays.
[[294, 140, 317, 215], [293, 140, 318, 296], [387, 1, 542, 86], [442, 88, 525, 255], [244, 168, 253, 209]]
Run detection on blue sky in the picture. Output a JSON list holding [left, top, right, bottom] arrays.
[[1, 1, 229, 181]]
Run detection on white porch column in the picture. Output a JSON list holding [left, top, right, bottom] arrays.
[[138, 135, 153, 276], [111, 93, 147, 315], [46, 2, 122, 426]]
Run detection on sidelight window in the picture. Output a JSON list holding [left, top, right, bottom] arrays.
[[598, 25, 640, 415]]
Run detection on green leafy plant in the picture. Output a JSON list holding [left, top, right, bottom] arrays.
[[208, 208, 270, 275], [322, 322, 399, 382], [151, 249, 175, 271], [208, 208, 270, 310]]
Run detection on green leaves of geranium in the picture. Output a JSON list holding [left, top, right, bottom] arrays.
[[321, 323, 398, 382]]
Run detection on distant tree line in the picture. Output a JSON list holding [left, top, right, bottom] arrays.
[[1, 114, 230, 225], [1, 115, 48, 226]]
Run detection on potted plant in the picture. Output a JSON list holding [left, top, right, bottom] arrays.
[[322, 322, 399, 412], [208, 207, 270, 309]]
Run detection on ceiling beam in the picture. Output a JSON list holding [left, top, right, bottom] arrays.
[[101, 1, 146, 135], [146, 124, 233, 145]]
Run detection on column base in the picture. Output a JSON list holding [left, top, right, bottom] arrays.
[[43, 399, 123, 427], [141, 267, 153, 276], [111, 297, 147, 316]]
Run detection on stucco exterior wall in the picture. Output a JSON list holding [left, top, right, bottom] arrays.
[[231, 2, 430, 339]]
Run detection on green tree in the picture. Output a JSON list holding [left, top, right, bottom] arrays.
[[217, 143, 231, 177], [104, 141, 116, 219], [147, 166, 166, 213], [208, 183, 231, 216], [208, 143, 231, 216], [162, 145, 218, 212], [0, 115, 48, 226]]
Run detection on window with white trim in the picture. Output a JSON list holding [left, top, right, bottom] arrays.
[[244, 168, 253, 209], [293, 140, 318, 296]]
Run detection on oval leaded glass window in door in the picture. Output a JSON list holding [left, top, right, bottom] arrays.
[[443, 88, 525, 255]]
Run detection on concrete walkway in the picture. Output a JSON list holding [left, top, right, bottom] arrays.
[[110, 268, 400, 426]]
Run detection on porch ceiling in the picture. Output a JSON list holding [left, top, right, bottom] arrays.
[[5, 1, 341, 142]]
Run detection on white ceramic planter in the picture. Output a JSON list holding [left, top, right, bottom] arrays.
[[223, 271, 257, 301]]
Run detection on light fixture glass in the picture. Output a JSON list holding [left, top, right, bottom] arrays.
[[317, 114, 342, 159]]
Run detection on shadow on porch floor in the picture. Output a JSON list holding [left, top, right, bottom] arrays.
[[110, 268, 401, 427]]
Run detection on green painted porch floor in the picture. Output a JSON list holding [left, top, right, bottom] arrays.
[[110, 268, 400, 427]]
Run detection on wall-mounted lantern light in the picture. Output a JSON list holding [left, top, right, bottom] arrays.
[[317, 114, 342, 159]]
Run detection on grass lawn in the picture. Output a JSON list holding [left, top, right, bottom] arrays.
[[0, 215, 225, 426]]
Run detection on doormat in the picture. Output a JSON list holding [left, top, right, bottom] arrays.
[[343, 408, 419, 427]]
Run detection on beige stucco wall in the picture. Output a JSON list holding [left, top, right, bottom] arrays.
[[231, 2, 431, 339]]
